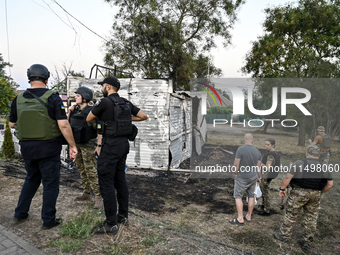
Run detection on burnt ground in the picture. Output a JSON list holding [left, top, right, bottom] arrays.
[[0, 141, 339, 255]]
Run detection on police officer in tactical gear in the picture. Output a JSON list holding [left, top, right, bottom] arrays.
[[9, 64, 77, 229], [273, 145, 333, 251], [87, 76, 148, 234], [258, 138, 280, 216], [68, 86, 103, 209], [308, 126, 331, 164]]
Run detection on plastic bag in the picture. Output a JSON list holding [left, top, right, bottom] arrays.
[[255, 184, 262, 198], [246, 184, 262, 205]]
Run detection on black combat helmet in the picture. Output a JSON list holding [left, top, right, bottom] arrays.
[[27, 64, 50, 82], [75, 86, 93, 101]]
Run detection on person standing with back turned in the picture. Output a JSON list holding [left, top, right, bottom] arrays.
[[87, 77, 148, 234], [9, 64, 77, 229], [230, 133, 262, 225], [273, 145, 333, 251]]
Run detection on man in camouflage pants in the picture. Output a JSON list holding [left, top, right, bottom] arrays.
[[274, 145, 333, 251]]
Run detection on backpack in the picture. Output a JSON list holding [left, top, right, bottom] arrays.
[[103, 96, 138, 141], [320, 134, 331, 149]]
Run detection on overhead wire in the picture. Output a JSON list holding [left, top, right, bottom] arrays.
[[30, 0, 52, 12], [4, 0, 11, 76], [30, 0, 118, 68], [41, 0, 78, 34], [52, 0, 112, 44], [39, 0, 102, 59]]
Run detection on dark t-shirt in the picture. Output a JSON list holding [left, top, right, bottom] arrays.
[[289, 158, 333, 180], [91, 93, 140, 121], [9, 88, 67, 159]]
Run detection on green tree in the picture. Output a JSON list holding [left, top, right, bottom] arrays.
[[241, 0, 340, 143], [0, 53, 17, 114], [1, 119, 15, 159], [103, 0, 243, 90]]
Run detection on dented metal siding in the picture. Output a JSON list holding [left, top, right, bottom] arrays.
[[67, 77, 172, 169], [169, 94, 192, 168], [191, 91, 207, 156], [127, 79, 170, 169]]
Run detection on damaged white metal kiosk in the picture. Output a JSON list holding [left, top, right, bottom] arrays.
[[66, 76, 207, 172]]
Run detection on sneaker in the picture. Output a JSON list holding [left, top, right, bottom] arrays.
[[13, 215, 28, 223], [273, 233, 289, 243], [258, 211, 271, 216], [92, 221, 119, 234], [75, 192, 92, 201], [117, 214, 129, 226], [42, 218, 62, 230]]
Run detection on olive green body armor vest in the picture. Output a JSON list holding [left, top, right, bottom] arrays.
[[15, 90, 62, 141], [320, 134, 331, 149]]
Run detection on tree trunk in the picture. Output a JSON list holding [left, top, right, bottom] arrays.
[[262, 121, 271, 133], [298, 115, 306, 146]]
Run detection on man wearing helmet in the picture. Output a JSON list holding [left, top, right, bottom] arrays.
[[9, 64, 77, 229], [308, 126, 331, 164], [68, 86, 103, 209], [87, 76, 148, 234]]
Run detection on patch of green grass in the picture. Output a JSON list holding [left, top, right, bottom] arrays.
[[49, 239, 82, 252], [141, 233, 166, 247], [60, 210, 103, 238]]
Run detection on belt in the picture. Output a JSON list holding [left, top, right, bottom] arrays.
[[291, 186, 320, 192]]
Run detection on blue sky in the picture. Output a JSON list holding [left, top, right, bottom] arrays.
[[0, 0, 289, 89]]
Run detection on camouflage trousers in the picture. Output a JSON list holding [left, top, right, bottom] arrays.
[[260, 178, 272, 213], [320, 151, 330, 165], [280, 188, 321, 244], [75, 145, 101, 198]]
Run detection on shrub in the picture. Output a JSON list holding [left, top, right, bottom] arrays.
[[1, 119, 14, 159]]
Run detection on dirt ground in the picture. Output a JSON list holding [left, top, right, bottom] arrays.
[[0, 125, 339, 255]]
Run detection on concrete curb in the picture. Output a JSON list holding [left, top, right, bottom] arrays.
[[0, 224, 46, 255]]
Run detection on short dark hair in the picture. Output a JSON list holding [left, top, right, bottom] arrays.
[[266, 138, 275, 147]]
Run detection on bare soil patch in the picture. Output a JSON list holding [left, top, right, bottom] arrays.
[[0, 125, 339, 254]]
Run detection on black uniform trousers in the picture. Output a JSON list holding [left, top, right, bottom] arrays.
[[15, 154, 60, 226], [97, 136, 129, 225]]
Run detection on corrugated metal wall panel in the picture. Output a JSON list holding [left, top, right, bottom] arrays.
[[169, 94, 192, 168], [67, 77, 171, 169]]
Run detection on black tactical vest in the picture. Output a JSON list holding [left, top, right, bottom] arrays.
[[290, 159, 328, 190], [70, 105, 97, 143], [102, 95, 133, 138], [261, 151, 280, 179]]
